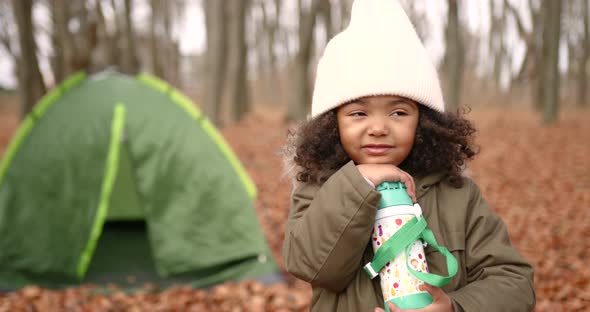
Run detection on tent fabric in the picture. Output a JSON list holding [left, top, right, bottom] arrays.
[[0, 71, 276, 289], [76, 103, 127, 278]]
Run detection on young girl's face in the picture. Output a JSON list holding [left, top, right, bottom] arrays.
[[336, 95, 419, 166]]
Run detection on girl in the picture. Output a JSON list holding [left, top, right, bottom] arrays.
[[282, 0, 535, 311]]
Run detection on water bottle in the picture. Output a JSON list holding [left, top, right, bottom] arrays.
[[364, 181, 433, 310]]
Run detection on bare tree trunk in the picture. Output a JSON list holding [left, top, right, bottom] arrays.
[[505, 0, 543, 108], [204, 0, 228, 125], [13, 0, 46, 118], [51, 0, 77, 81], [226, 0, 250, 123], [319, 0, 334, 40], [76, 2, 89, 69], [171, 41, 181, 88], [541, 0, 561, 124], [160, 1, 182, 86], [564, 1, 578, 81], [0, 1, 20, 88], [91, 0, 113, 70], [278, 18, 293, 62], [150, 0, 164, 78], [578, 0, 589, 107], [254, 1, 267, 84], [443, 0, 463, 112], [257, 0, 270, 101], [0, 2, 16, 59], [122, 0, 139, 74], [286, 0, 322, 121], [489, 0, 507, 91], [49, 0, 64, 82], [260, 0, 282, 104], [77, 2, 98, 72], [95, 0, 107, 49], [110, 0, 122, 69], [162, 0, 172, 81], [169, 1, 184, 87]]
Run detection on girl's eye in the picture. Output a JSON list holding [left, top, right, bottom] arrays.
[[391, 111, 408, 117], [349, 111, 366, 117]]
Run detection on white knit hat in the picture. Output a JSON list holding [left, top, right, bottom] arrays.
[[311, 0, 445, 118]]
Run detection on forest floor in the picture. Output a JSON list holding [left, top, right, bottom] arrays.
[[0, 100, 589, 311]]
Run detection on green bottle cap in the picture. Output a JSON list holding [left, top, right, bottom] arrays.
[[376, 181, 413, 209]]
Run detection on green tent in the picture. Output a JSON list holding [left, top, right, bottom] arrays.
[[0, 71, 278, 290]]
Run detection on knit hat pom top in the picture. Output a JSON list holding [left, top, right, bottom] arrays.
[[311, 0, 445, 118]]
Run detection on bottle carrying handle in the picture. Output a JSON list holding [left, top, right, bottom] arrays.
[[364, 217, 458, 287], [364, 216, 426, 278], [405, 228, 458, 287]]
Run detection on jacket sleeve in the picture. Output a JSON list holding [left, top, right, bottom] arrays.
[[448, 180, 536, 312], [282, 161, 381, 292]]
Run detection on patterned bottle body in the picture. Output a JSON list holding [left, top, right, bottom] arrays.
[[372, 182, 432, 310]]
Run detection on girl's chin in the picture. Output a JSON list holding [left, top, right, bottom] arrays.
[[355, 159, 403, 166]]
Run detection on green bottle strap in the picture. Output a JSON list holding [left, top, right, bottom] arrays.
[[364, 217, 427, 278], [406, 228, 458, 287], [364, 217, 458, 288]]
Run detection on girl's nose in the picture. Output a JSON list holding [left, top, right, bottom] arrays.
[[368, 120, 389, 136]]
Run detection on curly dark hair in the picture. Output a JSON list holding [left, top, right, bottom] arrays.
[[284, 105, 478, 188]]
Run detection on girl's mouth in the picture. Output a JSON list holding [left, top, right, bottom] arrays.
[[362, 144, 393, 156]]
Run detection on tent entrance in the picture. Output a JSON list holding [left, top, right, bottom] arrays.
[[83, 138, 157, 286], [83, 220, 160, 287]]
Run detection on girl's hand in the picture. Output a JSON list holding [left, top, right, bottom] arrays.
[[373, 285, 454, 312], [357, 164, 416, 202]]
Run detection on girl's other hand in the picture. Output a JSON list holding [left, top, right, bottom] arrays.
[[357, 164, 416, 202], [373, 285, 454, 312]]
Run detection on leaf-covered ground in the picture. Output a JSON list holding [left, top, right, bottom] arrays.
[[0, 109, 589, 311]]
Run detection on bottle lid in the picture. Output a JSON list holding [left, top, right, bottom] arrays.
[[376, 181, 413, 209]]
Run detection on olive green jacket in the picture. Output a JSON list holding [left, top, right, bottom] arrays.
[[283, 161, 535, 311]]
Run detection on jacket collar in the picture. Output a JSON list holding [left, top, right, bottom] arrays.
[[415, 172, 447, 199]]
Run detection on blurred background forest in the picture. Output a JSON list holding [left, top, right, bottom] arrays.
[[0, 0, 588, 124], [0, 0, 589, 311]]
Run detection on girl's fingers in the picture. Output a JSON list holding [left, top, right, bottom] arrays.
[[397, 170, 416, 202], [423, 284, 447, 303], [405, 174, 417, 202], [423, 284, 438, 298], [374, 302, 400, 312], [388, 302, 401, 312]]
